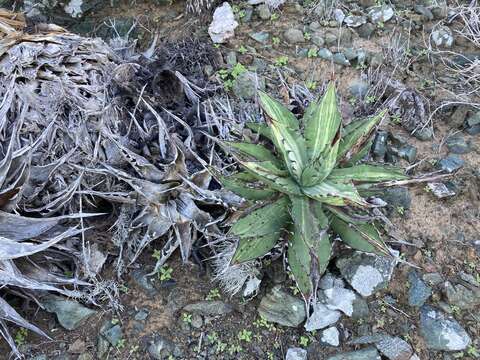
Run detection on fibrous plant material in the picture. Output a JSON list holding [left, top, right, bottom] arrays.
[[0, 9, 230, 357], [214, 83, 408, 302]]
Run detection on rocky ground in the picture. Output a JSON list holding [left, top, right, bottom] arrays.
[[1, 0, 480, 359]]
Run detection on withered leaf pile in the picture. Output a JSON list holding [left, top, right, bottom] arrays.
[[0, 9, 232, 357]]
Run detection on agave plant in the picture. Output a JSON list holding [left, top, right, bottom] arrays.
[[217, 83, 408, 300]]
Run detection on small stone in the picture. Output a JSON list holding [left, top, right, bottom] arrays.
[[190, 314, 203, 329], [423, 273, 444, 286], [183, 301, 233, 316], [327, 347, 381, 360], [249, 31, 270, 43], [369, 53, 384, 67], [390, 145, 417, 163], [304, 302, 341, 331], [414, 128, 433, 141], [134, 309, 149, 321], [427, 183, 456, 198], [368, 6, 394, 23], [357, 23, 376, 38], [351, 334, 413, 360], [286, 347, 307, 360], [381, 187, 411, 211], [351, 296, 370, 320], [344, 48, 357, 61], [437, 155, 464, 173], [344, 15, 367, 28], [232, 71, 265, 100], [68, 339, 86, 354], [318, 48, 333, 60], [284, 28, 305, 44], [445, 135, 472, 154], [208, 3, 239, 43], [258, 286, 306, 327], [101, 325, 122, 346], [42, 295, 96, 331], [419, 305, 471, 351], [321, 327, 340, 347], [148, 336, 176, 360], [77, 354, 93, 360], [408, 271, 432, 307], [432, 26, 454, 48], [96, 336, 110, 359], [256, 4, 271, 20], [444, 281, 480, 310], [337, 252, 396, 297], [414, 4, 434, 21], [226, 51, 237, 65], [372, 131, 388, 160], [324, 32, 337, 45], [132, 270, 157, 296], [319, 272, 345, 290], [332, 53, 350, 66], [311, 33, 325, 47], [324, 287, 357, 316]]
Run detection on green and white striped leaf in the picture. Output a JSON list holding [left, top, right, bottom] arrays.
[[304, 82, 341, 162], [288, 230, 313, 297], [217, 172, 277, 201], [301, 135, 340, 187], [330, 216, 390, 256], [232, 233, 279, 263], [343, 139, 373, 167], [229, 197, 290, 239], [222, 141, 281, 166], [302, 181, 369, 207], [328, 164, 408, 183], [259, 92, 299, 130], [337, 110, 386, 162], [239, 160, 302, 195], [246, 122, 274, 141], [268, 120, 307, 182]]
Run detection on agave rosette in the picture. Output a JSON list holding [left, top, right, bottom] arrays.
[[218, 83, 408, 299]]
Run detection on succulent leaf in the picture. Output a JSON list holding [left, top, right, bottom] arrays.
[[232, 233, 279, 263], [302, 181, 369, 207], [328, 165, 408, 183], [217, 172, 277, 201], [343, 139, 373, 167], [330, 215, 390, 256], [301, 134, 340, 187], [258, 92, 299, 130], [222, 141, 282, 166], [246, 122, 274, 141], [337, 110, 386, 162], [304, 82, 341, 162], [229, 196, 289, 239]]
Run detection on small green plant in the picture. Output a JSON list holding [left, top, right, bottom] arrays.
[[306, 81, 317, 90], [129, 344, 140, 355], [238, 45, 248, 55], [274, 56, 289, 67], [158, 266, 173, 281], [365, 95, 377, 104], [396, 206, 405, 216], [467, 345, 479, 357], [14, 328, 28, 346], [206, 288, 221, 300], [304, 32, 311, 41], [238, 329, 253, 343], [272, 36, 280, 45], [228, 343, 243, 354], [307, 48, 318, 58], [182, 312, 192, 325], [391, 114, 402, 124], [215, 83, 407, 301], [299, 335, 309, 347], [270, 13, 279, 21], [253, 316, 276, 331], [217, 63, 247, 92], [116, 338, 126, 350], [267, 351, 275, 360]]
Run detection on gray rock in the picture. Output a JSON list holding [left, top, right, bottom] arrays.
[[414, 4, 434, 21], [419, 305, 471, 351], [132, 270, 157, 296], [351, 296, 370, 320], [319, 272, 345, 290], [446, 135, 472, 154], [42, 295, 96, 331], [327, 347, 381, 360], [427, 182, 456, 199], [321, 327, 340, 347], [351, 334, 413, 360], [286, 347, 307, 360], [357, 23, 376, 38], [349, 80, 370, 99], [77, 354, 93, 360], [232, 71, 265, 100], [344, 48, 357, 61], [134, 309, 149, 321], [432, 26, 454, 48], [372, 131, 388, 160], [284, 28, 305, 44], [304, 302, 341, 331], [369, 52, 384, 67], [423, 273, 444, 286], [148, 336, 178, 360], [414, 128, 433, 141], [444, 281, 480, 310], [437, 155, 464, 173], [381, 187, 411, 211], [258, 286, 306, 327], [101, 324, 122, 346], [408, 271, 432, 307], [226, 51, 237, 65], [324, 287, 357, 316], [368, 5, 394, 23], [344, 15, 367, 28], [324, 32, 338, 45], [256, 4, 271, 20], [250, 31, 270, 43], [96, 336, 110, 359], [389, 145, 417, 163], [183, 301, 233, 316], [208, 3, 239, 43], [311, 33, 325, 47], [318, 48, 333, 60], [332, 53, 350, 66], [190, 314, 203, 329], [337, 252, 396, 297]]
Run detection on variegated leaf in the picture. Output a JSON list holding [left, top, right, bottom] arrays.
[[258, 92, 299, 130], [302, 181, 369, 207], [328, 164, 408, 183]]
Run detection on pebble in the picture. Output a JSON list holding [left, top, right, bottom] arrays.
[[318, 48, 333, 60], [437, 155, 464, 173], [408, 271, 432, 307], [445, 134, 472, 154], [324, 287, 357, 316], [344, 15, 367, 28], [327, 347, 381, 360], [258, 286, 306, 327], [332, 53, 350, 66], [208, 3, 238, 43], [286, 347, 307, 360], [284, 28, 305, 44], [419, 305, 471, 351], [427, 182, 456, 198], [101, 324, 122, 346], [249, 31, 270, 44], [304, 302, 341, 331], [321, 327, 340, 347], [351, 334, 413, 360], [432, 26, 454, 48], [368, 6, 394, 23], [42, 295, 96, 331], [256, 4, 271, 20], [183, 301, 233, 316]]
